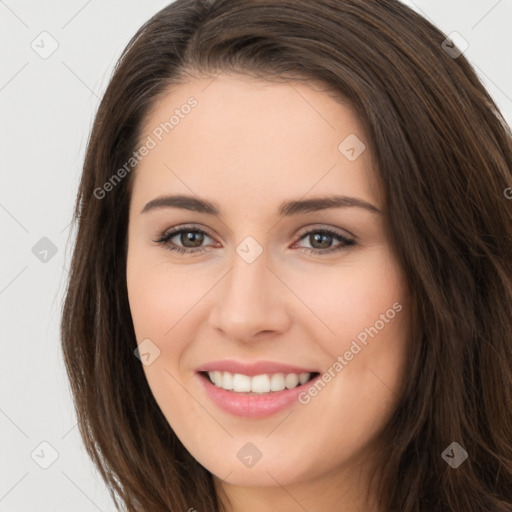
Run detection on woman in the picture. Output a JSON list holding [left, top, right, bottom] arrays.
[[61, 1, 512, 510]]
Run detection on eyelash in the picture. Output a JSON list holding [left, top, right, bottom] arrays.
[[152, 224, 356, 256]]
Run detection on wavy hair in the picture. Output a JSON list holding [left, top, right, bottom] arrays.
[[61, 1, 512, 510]]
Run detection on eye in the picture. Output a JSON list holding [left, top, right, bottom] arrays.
[[153, 225, 356, 256], [153, 225, 216, 255], [294, 227, 356, 254]]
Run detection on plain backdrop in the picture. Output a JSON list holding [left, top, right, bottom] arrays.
[[1, 1, 511, 510]]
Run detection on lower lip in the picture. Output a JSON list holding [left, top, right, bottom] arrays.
[[197, 372, 320, 418]]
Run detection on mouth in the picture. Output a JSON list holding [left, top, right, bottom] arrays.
[[198, 370, 320, 395], [196, 369, 321, 418], [194, 359, 322, 418]]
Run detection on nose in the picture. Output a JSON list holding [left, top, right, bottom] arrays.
[[208, 246, 291, 343]]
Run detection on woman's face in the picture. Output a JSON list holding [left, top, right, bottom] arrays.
[[126, 73, 410, 506]]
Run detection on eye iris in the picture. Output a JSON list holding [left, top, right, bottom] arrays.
[[181, 231, 204, 248], [310, 232, 332, 249]]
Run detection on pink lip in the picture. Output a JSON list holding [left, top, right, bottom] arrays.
[[195, 359, 317, 376], [196, 372, 321, 419]]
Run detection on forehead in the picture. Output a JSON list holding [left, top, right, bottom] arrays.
[[131, 73, 381, 213]]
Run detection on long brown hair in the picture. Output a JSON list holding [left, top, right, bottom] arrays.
[[61, 1, 512, 510]]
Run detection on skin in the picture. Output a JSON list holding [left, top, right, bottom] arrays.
[[126, 72, 411, 512]]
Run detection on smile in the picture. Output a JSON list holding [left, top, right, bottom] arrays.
[[204, 370, 317, 393], [197, 370, 321, 418]]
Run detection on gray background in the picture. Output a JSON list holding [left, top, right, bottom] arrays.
[[1, 1, 511, 510]]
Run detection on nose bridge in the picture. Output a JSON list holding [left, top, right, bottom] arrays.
[[210, 241, 289, 340]]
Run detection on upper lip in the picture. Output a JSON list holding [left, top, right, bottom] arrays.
[[195, 360, 318, 376]]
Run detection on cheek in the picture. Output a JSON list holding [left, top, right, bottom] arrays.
[[126, 250, 214, 397], [287, 247, 406, 344], [288, 248, 410, 416], [126, 249, 209, 341], [289, 247, 407, 442], [126, 253, 202, 424]]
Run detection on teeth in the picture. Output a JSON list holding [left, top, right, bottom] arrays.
[[213, 371, 223, 387], [252, 374, 270, 393], [222, 371, 234, 390], [285, 373, 299, 389], [270, 373, 285, 391], [207, 371, 311, 393], [299, 373, 310, 385], [233, 373, 251, 392]]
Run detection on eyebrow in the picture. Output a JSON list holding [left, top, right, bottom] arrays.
[[140, 194, 381, 216]]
